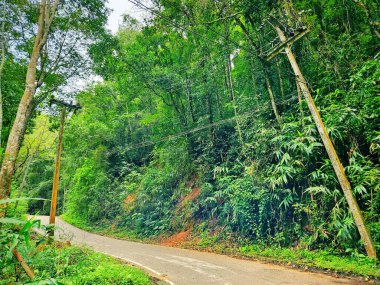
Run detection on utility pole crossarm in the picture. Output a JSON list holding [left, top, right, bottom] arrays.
[[50, 98, 81, 110], [262, 28, 309, 61]]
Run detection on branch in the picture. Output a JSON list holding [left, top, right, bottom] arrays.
[[36, 45, 48, 87], [39, 0, 60, 49], [235, 17, 260, 52], [0, 5, 6, 75], [12, 248, 35, 280], [203, 12, 242, 24]]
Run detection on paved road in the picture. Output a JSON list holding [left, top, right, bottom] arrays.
[[36, 216, 364, 285]]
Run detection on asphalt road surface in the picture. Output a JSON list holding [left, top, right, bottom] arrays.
[[36, 216, 365, 285]]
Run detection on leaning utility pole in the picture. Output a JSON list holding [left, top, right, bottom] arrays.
[[49, 99, 80, 236], [263, 15, 377, 259]]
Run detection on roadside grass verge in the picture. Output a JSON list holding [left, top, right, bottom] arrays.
[[182, 233, 379, 280], [55, 246, 152, 284], [1, 243, 152, 285], [209, 242, 378, 279], [238, 244, 378, 278]]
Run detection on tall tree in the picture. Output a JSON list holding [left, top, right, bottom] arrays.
[[0, 0, 108, 206], [0, 0, 60, 205]]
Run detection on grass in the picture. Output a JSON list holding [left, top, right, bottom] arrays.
[[187, 234, 379, 279], [1, 244, 153, 285], [238, 244, 379, 278], [56, 246, 152, 285]]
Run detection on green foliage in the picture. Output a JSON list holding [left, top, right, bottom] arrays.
[[1, 242, 152, 285], [0, 212, 49, 283], [121, 140, 192, 236], [239, 244, 379, 278], [0, 205, 151, 284], [22, 0, 380, 264], [49, 247, 151, 285]]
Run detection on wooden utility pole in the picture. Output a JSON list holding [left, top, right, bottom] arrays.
[[49, 99, 80, 236], [264, 17, 377, 259], [49, 107, 65, 229]]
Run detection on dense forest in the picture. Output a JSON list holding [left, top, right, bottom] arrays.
[[1, 0, 380, 282]]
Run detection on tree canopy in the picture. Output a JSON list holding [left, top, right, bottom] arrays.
[[2, 0, 380, 265]]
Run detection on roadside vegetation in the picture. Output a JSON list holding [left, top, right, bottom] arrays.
[[62, 215, 380, 279], [1, 243, 152, 285], [0, 0, 379, 282], [0, 201, 153, 285]]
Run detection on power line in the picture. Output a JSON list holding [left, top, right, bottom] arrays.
[[124, 95, 299, 151], [103, 1, 315, 151]]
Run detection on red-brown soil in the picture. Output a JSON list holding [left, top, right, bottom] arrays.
[[160, 228, 192, 246]]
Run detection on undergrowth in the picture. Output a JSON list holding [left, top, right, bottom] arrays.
[[0, 243, 152, 285]]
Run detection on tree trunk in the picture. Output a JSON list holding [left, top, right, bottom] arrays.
[[225, 54, 243, 144], [248, 55, 259, 100], [0, 5, 6, 148], [274, 25, 377, 259], [235, 17, 282, 128], [185, 76, 195, 123], [0, 44, 41, 201], [0, 0, 59, 213], [276, 60, 285, 102], [206, 89, 215, 142], [263, 64, 283, 127]]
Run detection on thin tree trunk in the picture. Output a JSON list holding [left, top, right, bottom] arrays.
[[235, 17, 282, 128], [185, 76, 195, 123], [223, 21, 243, 143], [0, 3, 6, 148], [276, 60, 285, 102], [274, 25, 377, 259], [203, 66, 215, 143], [224, 62, 231, 100], [226, 55, 243, 144], [12, 248, 35, 280], [249, 55, 259, 100], [213, 71, 222, 119], [263, 64, 283, 127], [206, 90, 215, 142]]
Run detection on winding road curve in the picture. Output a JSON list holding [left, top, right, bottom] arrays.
[[36, 216, 365, 285]]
